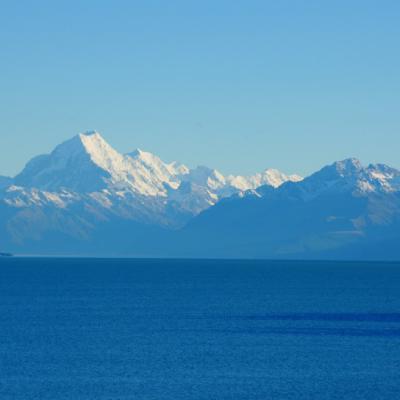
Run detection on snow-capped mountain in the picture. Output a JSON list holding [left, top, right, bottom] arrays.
[[179, 158, 400, 259], [227, 169, 302, 191], [273, 158, 400, 201], [127, 148, 189, 181], [168, 165, 303, 213], [0, 131, 303, 252], [2, 132, 398, 259], [10, 131, 301, 216], [178, 165, 302, 195], [15, 131, 180, 196]]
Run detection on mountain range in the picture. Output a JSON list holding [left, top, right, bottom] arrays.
[[1, 131, 399, 260]]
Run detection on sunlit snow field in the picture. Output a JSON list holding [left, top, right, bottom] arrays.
[[1, 258, 400, 399]]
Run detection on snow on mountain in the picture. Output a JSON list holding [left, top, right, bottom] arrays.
[[4, 130, 307, 233], [179, 166, 227, 195], [169, 161, 190, 176], [126, 148, 184, 190], [289, 158, 400, 201], [227, 169, 302, 191], [179, 158, 400, 260], [12, 130, 301, 212], [15, 131, 179, 196], [15, 131, 119, 193], [3, 185, 79, 208], [364, 163, 400, 193], [176, 165, 302, 204], [2, 133, 399, 258]]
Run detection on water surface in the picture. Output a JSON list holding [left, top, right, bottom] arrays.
[[1, 258, 400, 399]]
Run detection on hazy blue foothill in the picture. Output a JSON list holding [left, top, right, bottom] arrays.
[[180, 159, 400, 260], [1, 257, 400, 399], [0, 133, 399, 259], [0, 176, 12, 189]]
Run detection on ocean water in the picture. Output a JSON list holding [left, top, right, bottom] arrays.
[[1, 258, 400, 399]]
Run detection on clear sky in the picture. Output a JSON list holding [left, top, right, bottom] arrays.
[[0, 0, 399, 177]]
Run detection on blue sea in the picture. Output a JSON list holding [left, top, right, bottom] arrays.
[[1, 258, 400, 399]]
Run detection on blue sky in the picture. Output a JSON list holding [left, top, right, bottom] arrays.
[[0, 1, 399, 177]]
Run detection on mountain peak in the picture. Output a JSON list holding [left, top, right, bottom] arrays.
[[76, 131, 123, 169], [333, 158, 363, 176], [81, 130, 99, 136], [129, 148, 155, 161], [14, 132, 120, 192], [12, 130, 310, 209], [293, 158, 400, 199]]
